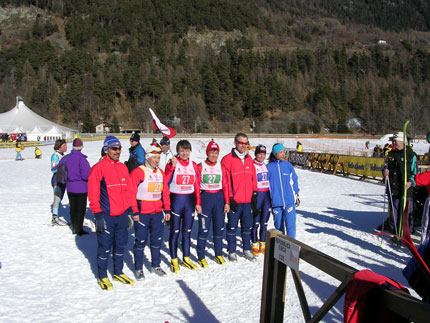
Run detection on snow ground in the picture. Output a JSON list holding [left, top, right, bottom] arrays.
[[0, 136, 427, 323]]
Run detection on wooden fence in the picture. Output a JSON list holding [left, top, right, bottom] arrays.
[[260, 229, 430, 323]]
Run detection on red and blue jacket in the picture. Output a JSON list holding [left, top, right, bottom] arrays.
[[88, 156, 132, 216], [221, 149, 257, 204]]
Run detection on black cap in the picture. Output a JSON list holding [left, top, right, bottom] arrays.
[[160, 136, 170, 146], [130, 133, 140, 142], [255, 144, 267, 155]]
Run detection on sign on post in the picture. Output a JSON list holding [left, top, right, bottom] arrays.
[[274, 236, 301, 271]]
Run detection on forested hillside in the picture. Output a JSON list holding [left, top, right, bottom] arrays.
[[0, 0, 430, 134]]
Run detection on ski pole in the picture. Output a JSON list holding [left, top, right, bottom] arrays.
[[386, 176, 398, 235]]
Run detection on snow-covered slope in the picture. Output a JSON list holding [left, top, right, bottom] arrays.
[[0, 137, 425, 322]]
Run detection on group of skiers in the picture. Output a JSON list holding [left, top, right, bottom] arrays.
[[50, 133, 300, 290]]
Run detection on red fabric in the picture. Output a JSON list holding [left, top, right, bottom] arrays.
[[129, 166, 171, 215], [344, 270, 409, 323], [165, 158, 201, 205], [221, 149, 257, 204], [414, 171, 430, 194], [206, 140, 220, 155], [88, 156, 132, 216]]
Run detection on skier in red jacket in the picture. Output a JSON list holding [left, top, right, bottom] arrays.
[[88, 136, 134, 290], [221, 133, 258, 262]]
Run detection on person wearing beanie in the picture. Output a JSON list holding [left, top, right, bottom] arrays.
[[251, 144, 271, 256], [129, 145, 171, 279], [196, 139, 227, 268], [50, 139, 68, 226], [383, 131, 417, 235], [221, 133, 258, 262], [164, 139, 202, 273], [267, 143, 300, 238], [158, 136, 173, 172], [126, 133, 146, 173], [59, 138, 91, 236], [88, 135, 135, 289]]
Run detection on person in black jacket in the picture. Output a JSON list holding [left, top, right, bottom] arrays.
[[383, 132, 418, 234]]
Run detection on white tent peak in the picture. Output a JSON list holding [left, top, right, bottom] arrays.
[[0, 96, 76, 140]]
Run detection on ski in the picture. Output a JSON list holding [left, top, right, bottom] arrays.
[[398, 120, 410, 237], [375, 201, 430, 278]]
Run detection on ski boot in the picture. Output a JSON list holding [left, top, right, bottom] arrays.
[[113, 274, 135, 286], [182, 257, 198, 270], [98, 277, 113, 290], [52, 215, 68, 226], [228, 252, 238, 262], [214, 255, 226, 265], [170, 258, 180, 274], [244, 250, 257, 262], [259, 242, 266, 255], [198, 258, 208, 268], [134, 269, 145, 281], [252, 242, 260, 256], [151, 267, 167, 277]]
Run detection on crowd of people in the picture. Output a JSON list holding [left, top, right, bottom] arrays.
[[49, 133, 300, 290]]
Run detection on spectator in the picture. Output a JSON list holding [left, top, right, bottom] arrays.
[[383, 132, 417, 234], [125, 133, 145, 172], [158, 136, 173, 172], [60, 139, 91, 236], [51, 139, 68, 225], [34, 147, 42, 159]]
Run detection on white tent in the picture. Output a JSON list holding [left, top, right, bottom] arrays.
[[0, 97, 76, 140]]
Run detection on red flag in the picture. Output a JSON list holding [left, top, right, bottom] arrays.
[[149, 108, 176, 139]]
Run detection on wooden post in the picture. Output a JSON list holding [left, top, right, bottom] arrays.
[[260, 229, 287, 323]]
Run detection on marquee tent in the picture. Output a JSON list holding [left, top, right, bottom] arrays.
[[0, 97, 76, 140]]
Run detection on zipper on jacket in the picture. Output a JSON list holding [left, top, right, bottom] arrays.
[[277, 160, 286, 208]]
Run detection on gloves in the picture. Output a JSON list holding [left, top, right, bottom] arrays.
[[229, 197, 238, 213], [251, 191, 258, 210], [164, 211, 171, 226], [295, 194, 300, 208], [94, 213, 106, 233]]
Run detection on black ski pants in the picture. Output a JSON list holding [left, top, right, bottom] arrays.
[[67, 192, 88, 234]]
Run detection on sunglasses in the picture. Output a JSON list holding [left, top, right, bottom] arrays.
[[149, 150, 162, 155], [110, 147, 122, 151], [236, 141, 249, 146]]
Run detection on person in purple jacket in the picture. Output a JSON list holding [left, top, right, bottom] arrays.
[[60, 138, 91, 235]]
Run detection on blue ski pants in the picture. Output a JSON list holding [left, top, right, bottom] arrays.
[[252, 190, 271, 243], [197, 191, 225, 260], [169, 194, 195, 259], [272, 204, 296, 238], [389, 197, 413, 234], [134, 211, 164, 269], [96, 211, 128, 278], [226, 203, 253, 253]]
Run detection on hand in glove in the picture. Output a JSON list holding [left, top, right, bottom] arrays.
[[251, 191, 258, 210], [229, 197, 238, 213], [95, 213, 107, 233], [295, 194, 300, 208]]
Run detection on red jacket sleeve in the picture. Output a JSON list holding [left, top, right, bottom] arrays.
[[193, 161, 201, 205], [164, 161, 175, 184], [221, 154, 232, 203], [251, 158, 258, 192], [88, 162, 103, 214], [160, 169, 171, 211], [129, 167, 145, 214]]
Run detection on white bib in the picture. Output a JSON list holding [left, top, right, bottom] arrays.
[[169, 161, 196, 194], [200, 161, 222, 191], [136, 166, 164, 201], [254, 161, 269, 189]]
